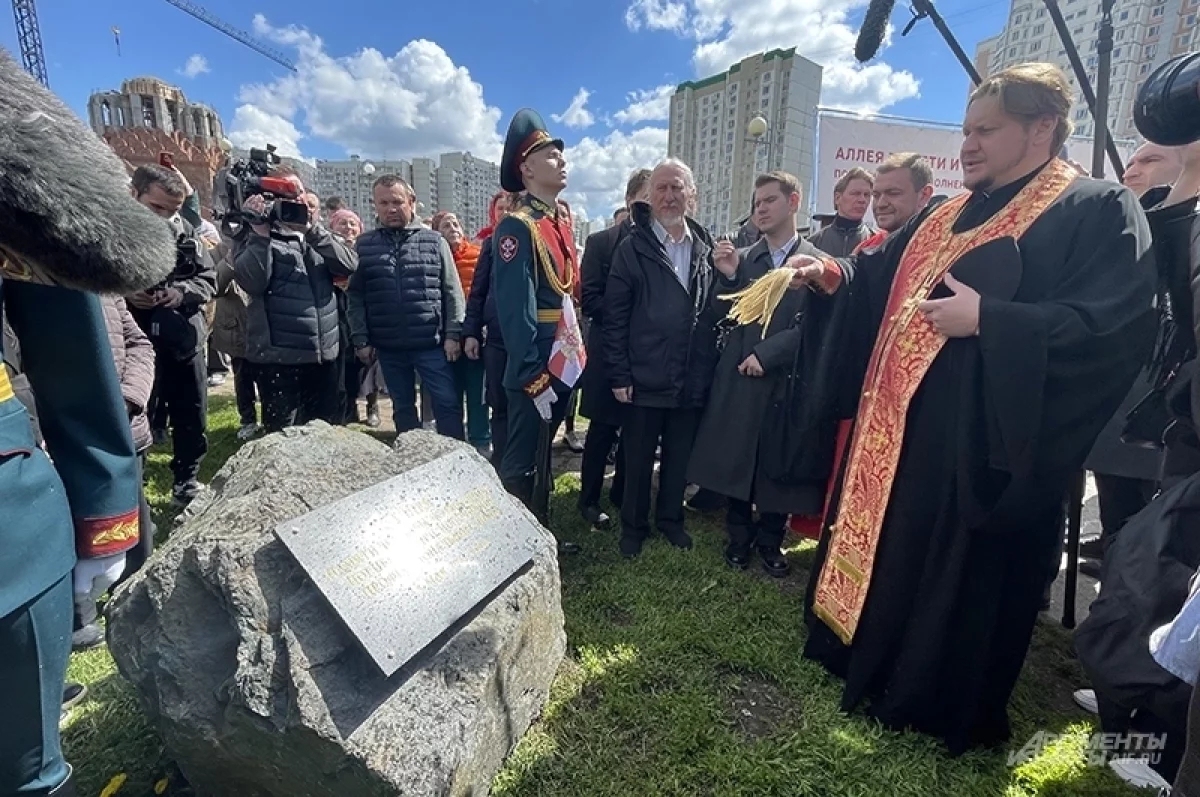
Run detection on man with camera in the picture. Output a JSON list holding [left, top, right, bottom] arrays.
[[126, 164, 217, 508], [233, 166, 358, 432]]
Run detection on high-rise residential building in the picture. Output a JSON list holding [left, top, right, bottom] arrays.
[[315, 156, 411, 225], [411, 158, 439, 221], [312, 152, 499, 230], [975, 0, 1200, 141], [668, 48, 823, 234], [89, 77, 227, 209], [436, 152, 501, 236]]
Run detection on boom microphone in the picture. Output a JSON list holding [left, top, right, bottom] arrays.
[[856, 0, 897, 63], [0, 49, 175, 294]]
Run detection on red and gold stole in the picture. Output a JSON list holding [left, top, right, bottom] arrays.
[[811, 159, 1078, 644]]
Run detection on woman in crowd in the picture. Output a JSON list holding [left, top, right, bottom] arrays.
[[330, 208, 381, 427]]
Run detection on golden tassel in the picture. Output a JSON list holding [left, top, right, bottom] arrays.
[[721, 267, 797, 339]]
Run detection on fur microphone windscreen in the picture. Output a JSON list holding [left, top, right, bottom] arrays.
[[0, 49, 175, 294], [855, 0, 897, 63]]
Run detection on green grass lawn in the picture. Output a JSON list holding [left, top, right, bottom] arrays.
[[63, 396, 1153, 796]]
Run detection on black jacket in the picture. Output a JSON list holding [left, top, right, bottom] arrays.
[[129, 214, 217, 360], [602, 202, 721, 410], [579, 221, 631, 425], [463, 235, 501, 346], [687, 235, 825, 513], [234, 225, 358, 365], [807, 216, 875, 258]]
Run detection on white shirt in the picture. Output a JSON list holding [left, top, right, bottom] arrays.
[[769, 233, 799, 269], [652, 218, 693, 288]]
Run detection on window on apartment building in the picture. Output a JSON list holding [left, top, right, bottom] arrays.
[[1036, 7, 1045, 16], [1034, 23, 1045, 33], [1030, 40, 1041, 51], [1009, 46, 1017, 56], [1152, 5, 1163, 16], [1189, 13, 1197, 24], [1014, 13, 1022, 23], [1149, 25, 1160, 35], [1113, 46, 1122, 57]]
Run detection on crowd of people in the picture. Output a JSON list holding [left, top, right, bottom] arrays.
[[4, 49, 1200, 797]]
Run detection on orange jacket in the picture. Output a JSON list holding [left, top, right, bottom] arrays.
[[452, 240, 481, 300]]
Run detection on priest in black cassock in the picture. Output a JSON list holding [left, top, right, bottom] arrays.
[[784, 62, 1158, 755]]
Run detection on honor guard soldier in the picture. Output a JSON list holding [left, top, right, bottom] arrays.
[[0, 50, 173, 796], [492, 109, 587, 553]]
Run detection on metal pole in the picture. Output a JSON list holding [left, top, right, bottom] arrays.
[[1041, 0, 1125, 180], [1091, 0, 1114, 179], [909, 0, 984, 85]]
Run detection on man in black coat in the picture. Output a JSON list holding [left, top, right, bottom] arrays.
[[577, 168, 651, 530], [604, 159, 729, 558], [688, 171, 824, 576]]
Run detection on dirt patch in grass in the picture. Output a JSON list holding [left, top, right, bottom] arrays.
[[724, 670, 801, 740]]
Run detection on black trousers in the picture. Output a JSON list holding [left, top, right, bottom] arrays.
[[484, 341, 509, 472], [153, 345, 208, 485], [727, 497, 787, 551], [231, 357, 258, 427], [0, 574, 72, 795], [501, 380, 570, 483], [621, 406, 700, 540], [579, 420, 623, 509], [257, 361, 340, 433]]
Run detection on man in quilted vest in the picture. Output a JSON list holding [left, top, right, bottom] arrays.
[[349, 175, 466, 439]]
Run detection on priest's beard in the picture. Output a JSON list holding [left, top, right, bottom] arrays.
[[965, 134, 1033, 194]]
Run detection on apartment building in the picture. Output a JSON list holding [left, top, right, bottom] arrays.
[[668, 48, 823, 233], [976, 0, 1200, 140]]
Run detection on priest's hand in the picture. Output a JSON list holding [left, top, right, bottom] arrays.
[[918, 274, 980, 338], [784, 255, 827, 290], [738, 354, 764, 377], [713, 240, 739, 278], [613, 386, 633, 404]]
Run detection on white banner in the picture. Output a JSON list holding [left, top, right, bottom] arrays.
[[813, 112, 1136, 218]]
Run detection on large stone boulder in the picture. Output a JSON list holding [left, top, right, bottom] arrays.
[[107, 424, 566, 797]]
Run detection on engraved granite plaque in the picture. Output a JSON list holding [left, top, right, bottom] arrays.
[[276, 449, 539, 677]]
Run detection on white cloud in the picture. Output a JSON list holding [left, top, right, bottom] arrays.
[[564, 127, 669, 219], [179, 54, 210, 79], [613, 85, 675, 125], [228, 15, 502, 162], [627, 0, 920, 114], [624, 0, 689, 31], [227, 105, 305, 159], [552, 88, 596, 130]]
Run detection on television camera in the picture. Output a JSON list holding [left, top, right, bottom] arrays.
[[216, 144, 310, 239], [1136, 51, 1200, 147]]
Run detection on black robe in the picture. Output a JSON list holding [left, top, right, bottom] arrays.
[[800, 164, 1157, 755]]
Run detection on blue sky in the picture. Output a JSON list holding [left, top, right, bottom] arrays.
[[2, 0, 1013, 215]]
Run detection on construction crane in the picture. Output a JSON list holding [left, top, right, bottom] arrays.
[[12, 0, 49, 86], [162, 0, 297, 72]]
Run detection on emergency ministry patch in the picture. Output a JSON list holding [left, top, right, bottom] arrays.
[[498, 235, 519, 263]]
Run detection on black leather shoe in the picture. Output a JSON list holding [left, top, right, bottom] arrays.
[[725, 544, 751, 570], [580, 505, 612, 531], [619, 534, 644, 559], [661, 528, 693, 550], [1079, 559, 1103, 579], [687, 488, 727, 512], [559, 540, 582, 555], [62, 682, 88, 711], [758, 547, 790, 578], [1079, 537, 1105, 560]]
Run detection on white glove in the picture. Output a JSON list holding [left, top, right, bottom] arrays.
[[73, 553, 126, 600], [531, 386, 557, 422]]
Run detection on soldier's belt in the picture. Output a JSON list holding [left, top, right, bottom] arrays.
[[536, 309, 562, 324], [0, 367, 12, 404]]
